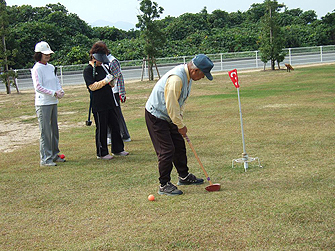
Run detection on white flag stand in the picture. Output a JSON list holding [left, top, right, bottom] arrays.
[[228, 69, 262, 172]]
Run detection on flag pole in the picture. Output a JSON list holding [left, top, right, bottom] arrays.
[[236, 87, 249, 170], [228, 69, 262, 172]]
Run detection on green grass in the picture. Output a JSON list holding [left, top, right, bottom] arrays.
[[1, 64, 334, 250]]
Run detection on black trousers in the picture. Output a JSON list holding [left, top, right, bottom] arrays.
[[145, 109, 189, 186], [93, 109, 124, 157], [108, 93, 130, 140]]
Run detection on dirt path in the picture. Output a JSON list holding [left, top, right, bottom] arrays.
[[0, 113, 81, 153], [0, 119, 39, 153]]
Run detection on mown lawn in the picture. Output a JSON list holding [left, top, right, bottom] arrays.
[[0, 64, 334, 250]]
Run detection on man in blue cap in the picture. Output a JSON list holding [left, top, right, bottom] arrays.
[[145, 54, 214, 195]]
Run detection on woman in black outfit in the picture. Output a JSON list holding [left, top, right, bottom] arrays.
[[83, 42, 129, 159]]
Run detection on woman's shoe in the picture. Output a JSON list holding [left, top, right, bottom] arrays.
[[97, 154, 114, 160]]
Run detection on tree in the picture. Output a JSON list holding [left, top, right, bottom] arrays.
[[9, 21, 64, 68], [208, 10, 229, 28], [322, 10, 335, 44], [1, 2, 334, 71], [136, 0, 165, 80], [93, 26, 128, 41], [259, 0, 286, 70], [300, 10, 317, 24], [246, 3, 267, 23], [227, 11, 246, 27], [0, 0, 18, 94]]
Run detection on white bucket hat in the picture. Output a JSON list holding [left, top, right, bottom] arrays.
[[35, 41, 54, 54]]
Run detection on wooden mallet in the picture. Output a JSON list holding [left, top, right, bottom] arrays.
[[185, 135, 221, 192]]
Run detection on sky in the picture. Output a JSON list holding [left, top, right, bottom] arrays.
[[5, 0, 335, 28]]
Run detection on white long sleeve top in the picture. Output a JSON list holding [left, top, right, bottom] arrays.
[[31, 62, 62, 106]]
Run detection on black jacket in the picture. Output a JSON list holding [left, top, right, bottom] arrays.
[[83, 64, 115, 113]]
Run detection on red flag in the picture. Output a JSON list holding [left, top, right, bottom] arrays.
[[228, 69, 240, 88]]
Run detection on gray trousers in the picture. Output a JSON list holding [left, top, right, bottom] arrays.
[[36, 104, 60, 164]]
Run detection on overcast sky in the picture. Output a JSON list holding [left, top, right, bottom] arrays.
[[5, 0, 335, 26]]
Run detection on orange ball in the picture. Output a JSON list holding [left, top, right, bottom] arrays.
[[148, 194, 155, 201]]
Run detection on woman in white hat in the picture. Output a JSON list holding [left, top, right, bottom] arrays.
[[31, 41, 65, 166]]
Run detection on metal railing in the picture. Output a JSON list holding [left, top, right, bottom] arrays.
[[3, 45, 335, 92]]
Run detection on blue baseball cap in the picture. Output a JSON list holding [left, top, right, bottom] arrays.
[[192, 54, 214, 80]]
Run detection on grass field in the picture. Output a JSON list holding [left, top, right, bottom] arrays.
[[0, 64, 334, 250]]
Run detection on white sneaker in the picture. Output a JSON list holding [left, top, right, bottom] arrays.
[[113, 151, 129, 156], [97, 154, 114, 160], [40, 162, 57, 167], [123, 138, 131, 142], [54, 155, 66, 162]]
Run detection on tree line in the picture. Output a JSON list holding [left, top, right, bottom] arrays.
[[1, 0, 334, 70]]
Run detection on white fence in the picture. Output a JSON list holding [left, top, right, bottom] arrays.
[[3, 45, 335, 91]]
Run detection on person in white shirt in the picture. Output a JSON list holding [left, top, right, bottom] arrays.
[[31, 41, 65, 166]]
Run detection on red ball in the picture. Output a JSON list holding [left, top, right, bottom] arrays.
[[148, 194, 155, 201], [59, 154, 65, 159]]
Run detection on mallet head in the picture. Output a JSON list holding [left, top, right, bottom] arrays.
[[205, 183, 221, 192]]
